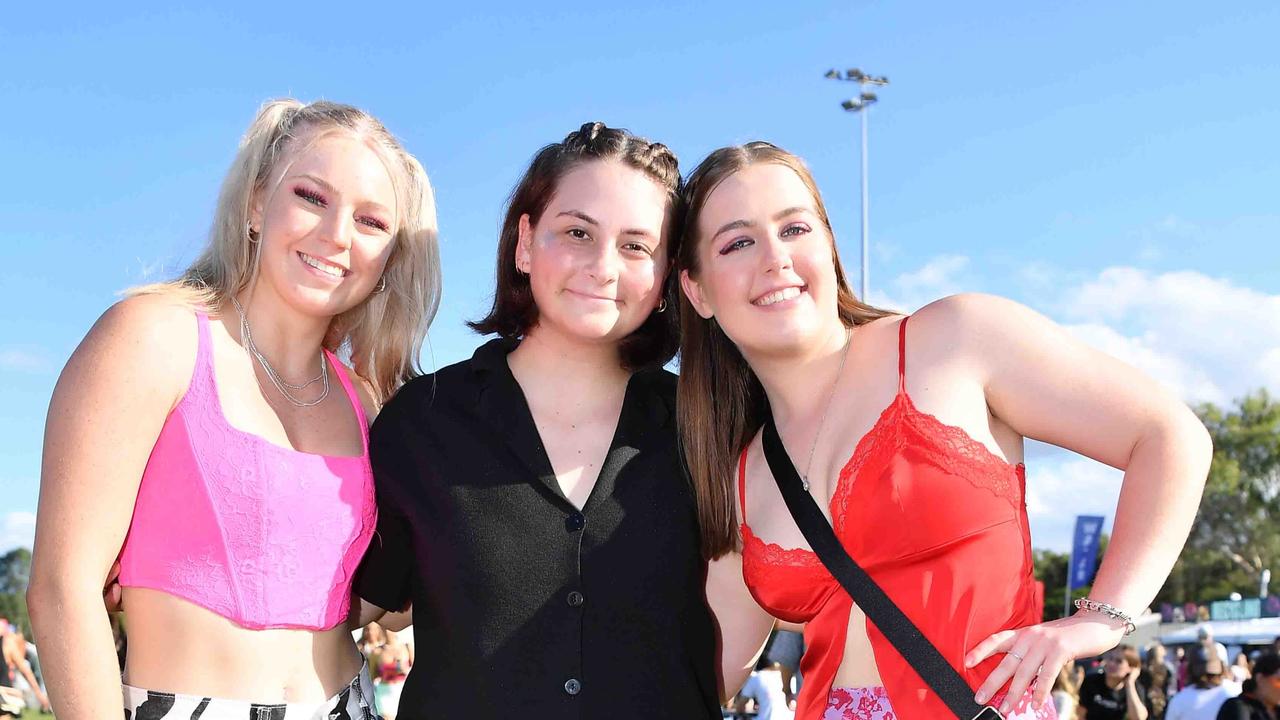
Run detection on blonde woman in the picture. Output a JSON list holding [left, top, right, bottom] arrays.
[[27, 99, 440, 719]]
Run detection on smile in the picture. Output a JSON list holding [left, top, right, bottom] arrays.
[[753, 286, 804, 307], [566, 289, 619, 303], [298, 252, 349, 279]]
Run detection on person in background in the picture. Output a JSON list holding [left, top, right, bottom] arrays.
[[735, 653, 795, 720], [766, 629, 804, 709], [0, 622, 49, 713], [1079, 645, 1150, 720], [1231, 653, 1253, 685], [1166, 643, 1241, 720], [1215, 653, 1280, 720], [371, 628, 411, 719], [1053, 664, 1080, 719], [1199, 627, 1231, 665], [1145, 642, 1177, 719]]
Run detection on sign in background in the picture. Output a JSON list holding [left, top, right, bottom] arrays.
[[1069, 515, 1106, 590]]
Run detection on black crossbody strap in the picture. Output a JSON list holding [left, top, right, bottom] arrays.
[[761, 415, 1003, 720]]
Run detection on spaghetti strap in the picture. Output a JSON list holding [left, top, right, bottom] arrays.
[[188, 311, 215, 394], [737, 448, 750, 523], [897, 315, 909, 393], [325, 350, 371, 454]]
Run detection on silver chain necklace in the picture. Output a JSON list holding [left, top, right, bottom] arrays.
[[230, 297, 330, 408], [799, 326, 854, 492]]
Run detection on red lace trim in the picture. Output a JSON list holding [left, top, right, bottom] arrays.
[[740, 523, 824, 568], [741, 389, 1025, 563], [832, 392, 1023, 536]]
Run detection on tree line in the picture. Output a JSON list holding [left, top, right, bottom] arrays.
[[1038, 389, 1280, 620]]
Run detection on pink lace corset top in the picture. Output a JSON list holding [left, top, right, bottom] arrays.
[[118, 311, 376, 631]]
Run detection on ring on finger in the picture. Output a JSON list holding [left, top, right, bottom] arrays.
[[1008, 650, 1024, 661]]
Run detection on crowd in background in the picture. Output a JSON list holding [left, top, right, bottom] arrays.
[[726, 628, 1280, 720], [1061, 629, 1280, 719], [8, 610, 1280, 719], [357, 622, 414, 720]]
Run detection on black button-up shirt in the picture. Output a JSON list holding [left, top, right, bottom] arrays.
[[355, 338, 719, 719]]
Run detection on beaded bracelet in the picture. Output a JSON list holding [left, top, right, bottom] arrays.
[[1074, 597, 1137, 635]]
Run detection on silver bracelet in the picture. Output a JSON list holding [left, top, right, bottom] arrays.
[[1074, 597, 1136, 635]]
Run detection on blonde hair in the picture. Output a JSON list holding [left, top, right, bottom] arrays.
[[130, 99, 441, 403]]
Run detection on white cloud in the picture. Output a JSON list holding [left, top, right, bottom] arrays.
[[1062, 322, 1225, 404], [1, 511, 36, 553], [869, 260, 1279, 550], [1059, 267, 1280, 405], [0, 347, 48, 373], [872, 254, 974, 311], [1024, 449, 1122, 552], [1032, 268, 1279, 548]]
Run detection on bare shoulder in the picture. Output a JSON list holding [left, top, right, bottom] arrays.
[[70, 293, 199, 402], [910, 293, 1056, 357]]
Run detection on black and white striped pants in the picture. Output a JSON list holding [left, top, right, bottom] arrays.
[[122, 664, 379, 720]]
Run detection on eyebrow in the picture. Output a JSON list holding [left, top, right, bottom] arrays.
[[711, 206, 812, 240], [557, 209, 655, 238], [293, 173, 393, 215]]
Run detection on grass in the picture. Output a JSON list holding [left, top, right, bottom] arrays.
[[20, 710, 52, 720]]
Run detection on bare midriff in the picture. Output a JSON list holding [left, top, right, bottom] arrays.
[[830, 603, 884, 689], [121, 587, 361, 703]]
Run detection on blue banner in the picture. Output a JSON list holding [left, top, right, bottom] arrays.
[[1069, 515, 1106, 590]]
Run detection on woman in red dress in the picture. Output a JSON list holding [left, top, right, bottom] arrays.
[[679, 143, 1211, 720]]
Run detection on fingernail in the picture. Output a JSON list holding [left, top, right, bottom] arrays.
[[974, 691, 987, 704], [1000, 702, 1011, 714]]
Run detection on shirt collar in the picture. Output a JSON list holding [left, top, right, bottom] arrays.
[[469, 337, 672, 509]]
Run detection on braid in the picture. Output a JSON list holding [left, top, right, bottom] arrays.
[[469, 120, 684, 370]]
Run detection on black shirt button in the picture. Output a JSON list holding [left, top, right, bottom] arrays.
[[567, 591, 584, 607], [564, 512, 586, 532], [564, 678, 582, 695]]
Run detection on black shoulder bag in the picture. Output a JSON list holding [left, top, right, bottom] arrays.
[[761, 414, 1005, 720]]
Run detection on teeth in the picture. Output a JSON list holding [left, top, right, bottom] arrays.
[[300, 253, 345, 278], [754, 286, 802, 306]]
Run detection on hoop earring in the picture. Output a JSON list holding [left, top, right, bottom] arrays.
[[246, 221, 258, 244], [373, 276, 387, 294], [656, 298, 668, 313]]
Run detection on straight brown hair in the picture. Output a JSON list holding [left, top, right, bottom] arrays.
[[469, 122, 684, 370], [676, 142, 896, 559]]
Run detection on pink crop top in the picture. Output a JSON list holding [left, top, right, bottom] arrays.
[[118, 311, 377, 630]]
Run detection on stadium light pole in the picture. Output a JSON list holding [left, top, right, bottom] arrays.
[[826, 68, 888, 301]]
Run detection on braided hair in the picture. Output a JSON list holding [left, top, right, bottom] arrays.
[[469, 122, 683, 370]]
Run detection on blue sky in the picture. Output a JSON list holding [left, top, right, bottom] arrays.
[[2, 1, 1278, 552]]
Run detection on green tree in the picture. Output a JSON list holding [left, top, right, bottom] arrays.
[[1156, 389, 1280, 606], [0, 547, 33, 636], [1035, 537, 1107, 621]]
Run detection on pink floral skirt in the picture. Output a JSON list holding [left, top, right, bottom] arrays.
[[822, 686, 1058, 720]]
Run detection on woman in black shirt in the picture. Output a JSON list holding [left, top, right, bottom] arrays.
[[1080, 645, 1150, 720], [1217, 654, 1280, 720], [355, 123, 721, 719]]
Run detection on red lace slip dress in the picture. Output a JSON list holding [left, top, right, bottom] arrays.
[[739, 315, 1043, 720]]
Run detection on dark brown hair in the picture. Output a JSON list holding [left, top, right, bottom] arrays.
[[676, 142, 897, 559], [469, 122, 683, 370]]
